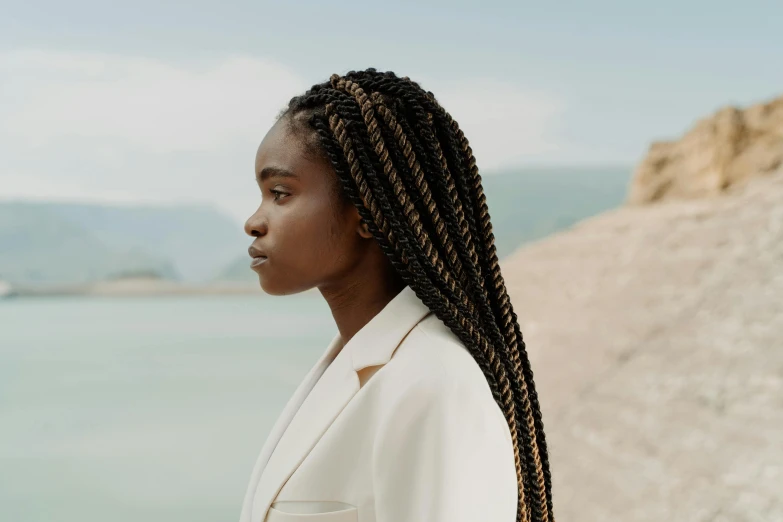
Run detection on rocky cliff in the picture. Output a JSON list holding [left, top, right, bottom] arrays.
[[503, 122, 782, 519], [628, 95, 783, 204]]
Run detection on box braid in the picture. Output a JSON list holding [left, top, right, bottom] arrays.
[[280, 68, 554, 522]]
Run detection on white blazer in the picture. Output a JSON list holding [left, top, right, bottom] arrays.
[[238, 285, 518, 522]]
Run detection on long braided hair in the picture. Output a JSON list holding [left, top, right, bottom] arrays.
[[280, 68, 554, 522]]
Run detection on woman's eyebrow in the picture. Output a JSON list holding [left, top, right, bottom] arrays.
[[258, 166, 299, 182]]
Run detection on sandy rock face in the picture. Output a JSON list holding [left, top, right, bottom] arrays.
[[502, 164, 782, 521], [628, 96, 783, 204]]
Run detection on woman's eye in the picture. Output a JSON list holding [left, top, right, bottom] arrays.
[[269, 189, 289, 201]]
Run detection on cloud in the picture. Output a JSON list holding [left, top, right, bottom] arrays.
[[428, 78, 565, 170], [0, 50, 307, 222], [0, 50, 304, 151], [0, 50, 565, 221]]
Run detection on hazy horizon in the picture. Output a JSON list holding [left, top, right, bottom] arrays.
[[0, 163, 634, 224], [0, 165, 632, 287]]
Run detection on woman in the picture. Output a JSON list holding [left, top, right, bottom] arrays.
[[239, 69, 554, 522]]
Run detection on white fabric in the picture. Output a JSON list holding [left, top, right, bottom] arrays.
[[238, 285, 517, 522]]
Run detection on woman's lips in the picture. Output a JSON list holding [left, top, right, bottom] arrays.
[[250, 256, 268, 268], [248, 246, 268, 269]]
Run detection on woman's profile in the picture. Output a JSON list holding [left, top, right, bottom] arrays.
[[239, 69, 553, 522]]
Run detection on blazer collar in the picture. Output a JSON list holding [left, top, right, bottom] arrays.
[[347, 284, 433, 372], [248, 285, 432, 522]]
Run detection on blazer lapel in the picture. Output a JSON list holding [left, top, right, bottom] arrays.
[[248, 286, 432, 522], [250, 341, 359, 522], [240, 334, 344, 522]]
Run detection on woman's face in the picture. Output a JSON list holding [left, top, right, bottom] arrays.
[[244, 116, 370, 296]]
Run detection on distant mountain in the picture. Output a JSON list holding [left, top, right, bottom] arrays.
[[0, 203, 177, 287], [0, 201, 248, 287], [481, 165, 632, 258], [215, 165, 632, 282], [218, 255, 257, 283], [1, 167, 630, 288]]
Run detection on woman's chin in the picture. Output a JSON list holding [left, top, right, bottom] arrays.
[[257, 276, 306, 297], [257, 279, 284, 296]]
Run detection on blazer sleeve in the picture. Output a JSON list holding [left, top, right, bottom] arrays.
[[371, 373, 518, 522]]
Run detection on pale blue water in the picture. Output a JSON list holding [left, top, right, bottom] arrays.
[[0, 294, 335, 522]]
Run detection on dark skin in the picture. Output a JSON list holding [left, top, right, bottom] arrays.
[[244, 114, 405, 346]]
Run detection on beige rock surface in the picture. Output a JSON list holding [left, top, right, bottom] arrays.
[[503, 169, 783, 521], [628, 96, 783, 204]]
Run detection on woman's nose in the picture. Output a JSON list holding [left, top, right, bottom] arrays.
[[244, 208, 267, 238]]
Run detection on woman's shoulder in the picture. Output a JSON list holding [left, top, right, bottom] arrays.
[[372, 312, 514, 452], [379, 313, 498, 404]]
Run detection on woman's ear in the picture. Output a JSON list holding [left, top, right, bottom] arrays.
[[357, 220, 372, 239], [348, 205, 372, 238]]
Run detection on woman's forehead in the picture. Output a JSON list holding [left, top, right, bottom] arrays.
[[256, 121, 305, 168], [254, 119, 331, 185]]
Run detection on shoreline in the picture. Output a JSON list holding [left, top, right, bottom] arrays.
[[4, 278, 266, 298]]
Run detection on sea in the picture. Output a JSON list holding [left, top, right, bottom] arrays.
[[0, 293, 335, 522]]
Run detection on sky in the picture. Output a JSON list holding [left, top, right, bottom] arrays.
[[1, 0, 782, 222]]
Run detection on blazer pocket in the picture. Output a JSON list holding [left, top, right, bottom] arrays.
[[265, 501, 358, 522]]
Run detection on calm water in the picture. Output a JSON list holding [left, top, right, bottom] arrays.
[[0, 293, 335, 522]]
